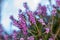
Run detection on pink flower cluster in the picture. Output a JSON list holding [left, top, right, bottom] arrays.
[[56, 0, 60, 7], [19, 14, 28, 35], [12, 30, 17, 40], [51, 8, 57, 16], [27, 11, 36, 25], [37, 4, 47, 16], [20, 36, 34, 40], [45, 28, 50, 34], [27, 36, 34, 40], [9, 2, 58, 40], [38, 18, 45, 25], [0, 24, 3, 35], [10, 14, 28, 35]]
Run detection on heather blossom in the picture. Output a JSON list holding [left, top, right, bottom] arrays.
[[38, 18, 45, 25], [20, 38, 24, 40], [23, 2, 29, 10], [10, 15, 19, 27], [38, 18, 44, 23], [45, 28, 50, 34], [37, 9, 42, 15], [4, 34, 8, 40], [41, 22, 45, 25], [0, 24, 3, 36], [37, 4, 42, 15], [18, 9, 22, 14], [39, 39, 43, 40], [56, 0, 60, 7], [9, 2, 60, 40], [41, 6, 47, 16], [51, 8, 57, 16], [10, 14, 28, 35], [27, 11, 36, 25], [18, 14, 28, 35], [37, 4, 47, 16], [27, 36, 34, 40], [12, 30, 17, 40], [49, 37, 54, 40]]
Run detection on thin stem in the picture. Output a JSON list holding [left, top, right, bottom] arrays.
[[28, 29, 38, 37], [35, 23, 41, 36], [51, 16, 54, 33], [54, 27, 60, 40], [31, 30, 37, 33]]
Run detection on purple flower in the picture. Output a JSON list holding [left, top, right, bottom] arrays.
[[10, 15, 15, 21], [45, 28, 50, 34], [19, 14, 28, 35], [37, 4, 47, 16], [27, 36, 34, 40], [37, 9, 42, 15], [41, 6, 47, 16], [22, 26, 28, 35], [4, 34, 8, 40], [38, 18, 44, 23], [27, 11, 36, 25], [13, 20, 19, 27], [39, 39, 43, 40], [20, 38, 24, 40], [42, 22, 45, 25], [10, 15, 19, 27], [0, 24, 3, 35], [37, 4, 42, 15], [56, 0, 60, 7], [38, 18, 45, 25], [37, 3, 41, 9], [49, 38, 54, 40], [51, 8, 57, 16], [18, 14, 26, 24], [18, 9, 22, 14], [23, 2, 29, 9], [12, 30, 17, 40], [10, 14, 28, 35]]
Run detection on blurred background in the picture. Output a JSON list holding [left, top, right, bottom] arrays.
[[1, 0, 56, 34]]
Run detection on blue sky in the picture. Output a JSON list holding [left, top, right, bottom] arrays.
[[1, 0, 56, 34]]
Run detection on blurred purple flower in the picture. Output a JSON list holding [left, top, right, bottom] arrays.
[[27, 11, 36, 25], [27, 36, 34, 40], [51, 8, 57, 16], [19, 14, 28, 35], [4, 34, 8, 40], [45, 28, 50, 34], [56, 0, 60, 7], [23, 2, 29, 9], [18, 9, 22, 13], [20, 38, 24, 40], [13, 20, 19, 27], [41, 6, 47, 16], [38, 18, 44, 23], [42, 22, 45, 25], [18, 9, 22, 14], [39, 39, 43, 40], [37, 4, 42, 15], [37, 4, 47, 16], [49, 38, 54, 40], [38, 18, 45, 25], [12, 30, 17, 40], [10, 15, 15, 21], [38, 3, 41, 9], [37, 9, 42, 15], [10, 15, 19, 27], [0, 24, 3, 35], [10, 14, 28, 35]]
